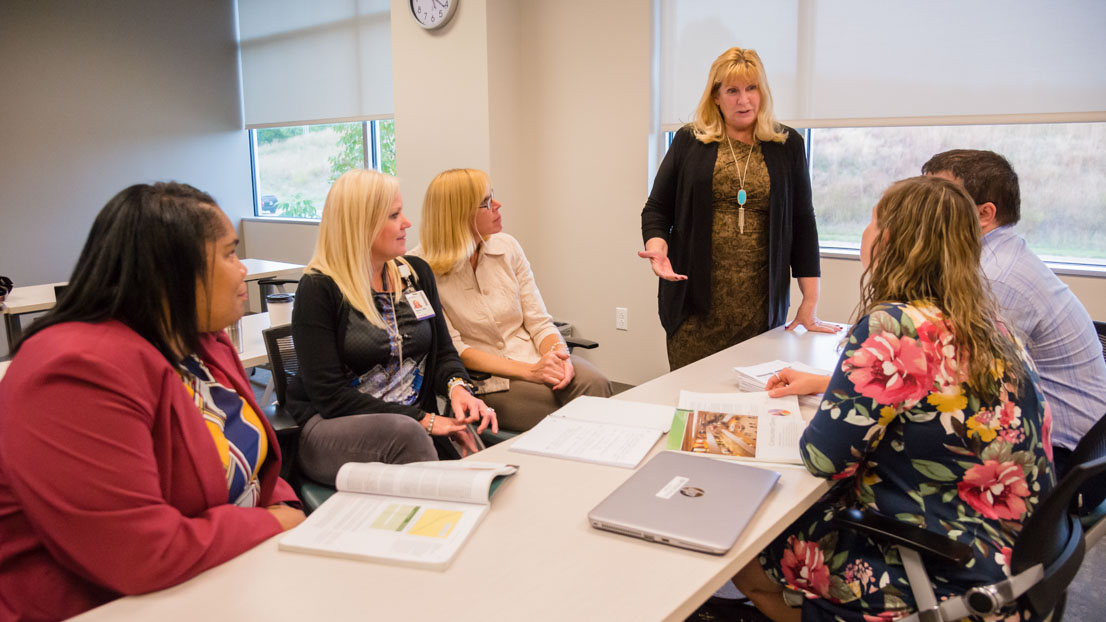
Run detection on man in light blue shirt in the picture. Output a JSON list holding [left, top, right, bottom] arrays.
[[923, 150, 1106, 475]]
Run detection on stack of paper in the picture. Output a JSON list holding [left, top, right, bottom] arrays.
[[733, 360, 831, 410]]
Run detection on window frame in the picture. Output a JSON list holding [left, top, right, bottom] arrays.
[[248, 118, 394, 220]]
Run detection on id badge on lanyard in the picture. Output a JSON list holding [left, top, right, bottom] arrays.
[[398, 263, 435, 320]]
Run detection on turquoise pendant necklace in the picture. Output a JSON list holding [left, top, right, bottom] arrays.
[[726, 135, 755, 234]]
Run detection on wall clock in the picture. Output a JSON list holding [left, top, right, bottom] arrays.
[[410, 0, 457, 30]]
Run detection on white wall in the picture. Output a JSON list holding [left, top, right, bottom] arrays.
[[0, 0, 255, 355]]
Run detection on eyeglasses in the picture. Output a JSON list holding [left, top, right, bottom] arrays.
[[477, 192, 496, 211]]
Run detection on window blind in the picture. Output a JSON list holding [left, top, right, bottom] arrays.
[[237, 0, 393, 127], [660, 0, 1106, 130]]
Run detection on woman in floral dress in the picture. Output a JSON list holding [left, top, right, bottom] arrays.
[[732, 176, 1055, 622]]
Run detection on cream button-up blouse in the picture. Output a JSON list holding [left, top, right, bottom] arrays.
[[410, 233, 562, 394]]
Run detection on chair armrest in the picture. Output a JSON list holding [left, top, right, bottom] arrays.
[[466, 369, 492, 381], [566, 337, 598, 350], [256, 278, 300, 286], [834, 507, 972, 564]]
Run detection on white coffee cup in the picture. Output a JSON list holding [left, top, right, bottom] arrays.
[[267, 293, 294, 326]]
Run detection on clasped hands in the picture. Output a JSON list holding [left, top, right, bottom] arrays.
[[528, 348, 574, 390]]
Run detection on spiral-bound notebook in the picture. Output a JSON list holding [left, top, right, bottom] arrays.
[[588, 451, 780, 554]]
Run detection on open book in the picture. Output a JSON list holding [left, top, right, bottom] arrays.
[[733, 360, 831, 410], [508, 396, 674, 468], [279, 461, 517, 570], [667, 390, 806, 465]]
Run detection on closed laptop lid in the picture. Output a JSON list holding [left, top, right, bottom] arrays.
[[588, 451, 780, 554]]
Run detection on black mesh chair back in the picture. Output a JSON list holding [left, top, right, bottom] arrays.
[[1070, 411, 1106, 515], [1094, 321, 1106, 365], [262, 323, 298, 406], [1011, 455, 1106, 617]]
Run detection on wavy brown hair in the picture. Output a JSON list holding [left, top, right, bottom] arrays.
[[853, 175, 1023, 400]]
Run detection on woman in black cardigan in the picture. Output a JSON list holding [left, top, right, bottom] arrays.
[[287, 170, 497, 486], [640, 47, 839, 370]]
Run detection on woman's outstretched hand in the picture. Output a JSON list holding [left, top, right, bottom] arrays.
[[639, 237, 687, 281]]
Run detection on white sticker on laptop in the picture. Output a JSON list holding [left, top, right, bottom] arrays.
[[655, 476, 690, 500]]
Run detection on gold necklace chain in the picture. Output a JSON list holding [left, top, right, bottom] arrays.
[[726, 135, 755, 234]]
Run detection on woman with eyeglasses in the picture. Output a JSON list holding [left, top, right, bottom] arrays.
[[413, 168, 612, 432]]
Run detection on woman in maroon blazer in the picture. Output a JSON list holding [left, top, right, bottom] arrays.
[[0, 183, 304, 621]]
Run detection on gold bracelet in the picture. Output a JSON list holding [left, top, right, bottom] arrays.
[[425, 412, 436, 435]]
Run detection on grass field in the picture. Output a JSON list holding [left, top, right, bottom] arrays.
[[810, 123, 1106, 262]]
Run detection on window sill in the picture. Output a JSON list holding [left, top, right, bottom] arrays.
[[819, 246, 1106, 279], [242, 216, 321, 225]]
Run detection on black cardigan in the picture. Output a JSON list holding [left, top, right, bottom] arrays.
[[641, 125, 821, 336], [285, 256, 470, 426]]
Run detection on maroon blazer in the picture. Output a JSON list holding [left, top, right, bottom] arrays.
[[0, 321, 300, 621]]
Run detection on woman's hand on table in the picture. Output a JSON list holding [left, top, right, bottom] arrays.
[[765, 368, 831, 397], [785, 300, 842, 334], [449, 386, 498, 434], [266, 504, 306, 531]]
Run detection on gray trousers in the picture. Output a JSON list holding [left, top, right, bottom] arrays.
[[298, 412, 437, 486], [479, 355, 613, 432]]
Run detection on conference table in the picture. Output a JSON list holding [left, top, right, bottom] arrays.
[[72, 326, 844, 622], [0, 259, 303, 346]]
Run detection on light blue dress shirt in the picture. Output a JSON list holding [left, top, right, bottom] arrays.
[[981, 225, 1106, 450]]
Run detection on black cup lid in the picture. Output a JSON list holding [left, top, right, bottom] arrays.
[[266, 293, 295, 303]]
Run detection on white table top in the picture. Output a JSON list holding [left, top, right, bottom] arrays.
[[71, 326, 843, 622], [0, 260, 303, 317], [236, 312, 277, 368], [0, 282, 65, 315], [0, 360, 9, 382], [239, 258, 304, 282]]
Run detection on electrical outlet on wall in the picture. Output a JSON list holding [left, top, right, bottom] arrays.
[[615, 307, 628, 331]]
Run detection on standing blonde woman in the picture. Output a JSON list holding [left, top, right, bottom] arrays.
[[733, 176, 1053, 622], [413, 168, 612, 432], [640, 47, 839, 371], [287, 170, 497, 486]]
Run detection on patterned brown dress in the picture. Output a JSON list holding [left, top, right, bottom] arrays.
[[666, 139, 771, 370]]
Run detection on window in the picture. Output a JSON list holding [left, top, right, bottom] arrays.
[[809, 122, 1106, 266], [662, 122, 1106, 267], [250, 119, 396, 219]]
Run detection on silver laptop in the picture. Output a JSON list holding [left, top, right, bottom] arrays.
[[588, 451, 780, 554]]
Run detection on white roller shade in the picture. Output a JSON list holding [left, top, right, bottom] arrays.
[[237, 0, 393, 127], [660, 0, 1106, 129]]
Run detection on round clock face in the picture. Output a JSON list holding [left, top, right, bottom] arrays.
[[410, 0, 457, 30]]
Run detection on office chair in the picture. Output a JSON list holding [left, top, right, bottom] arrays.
[[1069, 411, 1106, 539], [1094, 321, 1106, 367], [262, 324, 336, 512], [832, 437, 1106, 621]]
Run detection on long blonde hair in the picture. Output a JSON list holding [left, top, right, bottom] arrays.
[[419, 168, 490, 275], [307, 169, 407, 328], [853, 176, 1023, 399], [691, 47, 788, 145]]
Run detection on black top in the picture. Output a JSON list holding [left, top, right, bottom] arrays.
[[641, 125, 822, 336], [285, 256, 470, 426]]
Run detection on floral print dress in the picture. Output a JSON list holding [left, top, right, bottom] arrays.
[[759, 301, 1054, 622]]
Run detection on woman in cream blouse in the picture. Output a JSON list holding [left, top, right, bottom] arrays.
[[412, 168, 612, 431]]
